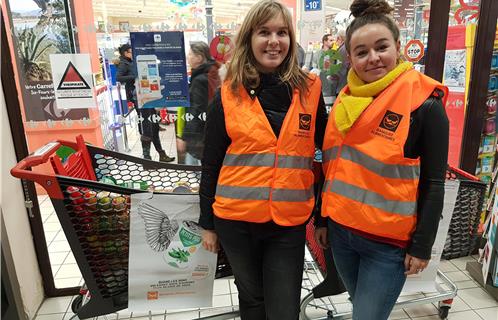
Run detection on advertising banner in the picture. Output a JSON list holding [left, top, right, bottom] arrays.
[[444, 50, 467, 93], [50, 54, 95, 109], [393, 0, 415, 29], [129, 193, 217, 310], [446, 92, 466, 167], [130, 32, 190, 108], [6, 0, 89, 121], [402, 180, 459, 292], [443, 25, 469, 167]]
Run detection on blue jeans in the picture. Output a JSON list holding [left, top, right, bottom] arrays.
[[185, 152, 201, 165], [328, 220, 407, 320]]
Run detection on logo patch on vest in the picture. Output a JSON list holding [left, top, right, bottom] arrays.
[[379, 111, 402, 132], [299, 113, 312, 130]]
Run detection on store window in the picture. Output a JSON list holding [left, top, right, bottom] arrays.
[[3, 0, 445, 293]]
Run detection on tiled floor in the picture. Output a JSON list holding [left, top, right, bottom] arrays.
[[34, 120, 498, 319]]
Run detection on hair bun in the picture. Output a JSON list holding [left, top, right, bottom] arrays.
[[349, 0, 393, 18]]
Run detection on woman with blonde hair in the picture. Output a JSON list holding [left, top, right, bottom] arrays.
[[198, 0, 327, 318]]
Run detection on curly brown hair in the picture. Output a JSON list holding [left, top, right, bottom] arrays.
[[345, 0, 399, 53]]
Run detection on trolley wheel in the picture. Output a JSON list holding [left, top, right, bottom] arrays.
[[71, 295, 83, 314], [438, 306, 450, 319]]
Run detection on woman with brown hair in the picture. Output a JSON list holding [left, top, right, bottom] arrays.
[[198, 0, 327, 318], [315, 0, 449, 319]]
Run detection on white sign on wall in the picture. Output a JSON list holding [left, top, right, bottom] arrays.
[[50, 54, 95, 109], [298, 0, 326, 49]]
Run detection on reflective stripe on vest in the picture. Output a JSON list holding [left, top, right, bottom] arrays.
[[322, 146, 339, 164], [216, 185, 314, 202], [323, 146, 420, 179], [325, 179, 416, 216], [223, 153, 313, 170], [340, 146, 419, 179]]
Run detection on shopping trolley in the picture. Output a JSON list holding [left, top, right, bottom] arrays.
[[300, 166, 486, 320], [11, 136, 236, 320]]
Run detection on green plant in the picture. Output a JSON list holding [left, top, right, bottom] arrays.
[[16, 28, 53, 80]]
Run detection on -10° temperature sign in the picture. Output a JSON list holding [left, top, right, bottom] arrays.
[[305, 0, 321, 11], [404, 39, 424, 63]]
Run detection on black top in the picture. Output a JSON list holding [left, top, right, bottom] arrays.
[[116, 56, 135, 101], [199, 74, 449, 260], [183, 60, 220, 158], [403, 92, 449, 259]]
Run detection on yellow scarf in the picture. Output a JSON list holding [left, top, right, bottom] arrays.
[[334, 62, 413, 135]]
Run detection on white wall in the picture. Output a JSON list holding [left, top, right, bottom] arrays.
[[1, 79, 45, 319]]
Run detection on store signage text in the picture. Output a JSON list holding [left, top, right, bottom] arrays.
[[304, 0, 321, 11], [404, 39, 424, 62]]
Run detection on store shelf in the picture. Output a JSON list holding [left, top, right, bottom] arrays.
[[466, 261, 498, 301]]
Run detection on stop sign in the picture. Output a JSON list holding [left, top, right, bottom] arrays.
[[404, 39, 424, 62]]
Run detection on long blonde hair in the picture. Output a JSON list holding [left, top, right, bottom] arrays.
[[226, 0, 310, 99]]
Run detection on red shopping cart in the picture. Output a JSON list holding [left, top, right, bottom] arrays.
[[11, 136, 233, 319]]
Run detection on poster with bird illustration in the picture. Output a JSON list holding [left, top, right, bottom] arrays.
[[129, 193, 217, 311]]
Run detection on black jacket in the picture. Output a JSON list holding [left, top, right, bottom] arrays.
[[116, 56, 135, 101], [199, 73, 328, 229], [183, 61, 221, 158]]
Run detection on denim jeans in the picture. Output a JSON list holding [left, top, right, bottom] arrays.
[[328, 220, 407, 320], [214, 216, 305, 320], [185, 152, 201, 165]]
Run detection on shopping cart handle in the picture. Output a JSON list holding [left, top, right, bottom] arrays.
[[447, 165, 480, 181], [27, 142, 61, 166], [11, 141, 64, 199]]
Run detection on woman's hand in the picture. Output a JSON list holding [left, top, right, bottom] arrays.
[[314, 227, 329, 249], [404, 253, 429, 275], [202, 230, 219, 253]]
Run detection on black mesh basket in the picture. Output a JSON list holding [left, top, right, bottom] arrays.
[[11, 136, 231, 319], [442, 167, 487, 260]]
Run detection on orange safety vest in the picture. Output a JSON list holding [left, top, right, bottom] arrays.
[[321, 69, 448, 241], [213, 75, 322, 226]]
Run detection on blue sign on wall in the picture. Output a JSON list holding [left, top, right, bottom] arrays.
[[130, 31, 189, 108], [304, 0, 321, 11]]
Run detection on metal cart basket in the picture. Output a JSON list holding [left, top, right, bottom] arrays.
[[11, 136, 235, 319]]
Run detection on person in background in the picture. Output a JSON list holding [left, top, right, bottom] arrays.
[[312, 33, 333, 71], [334, 28, 349, 95], [199, 0, 328, 318], [312, 34, 335, 108], [116, 44, 174, 162], [297, 42, 306, 68], [177, 42, 221, 165], [314, 0, 449, 319]]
